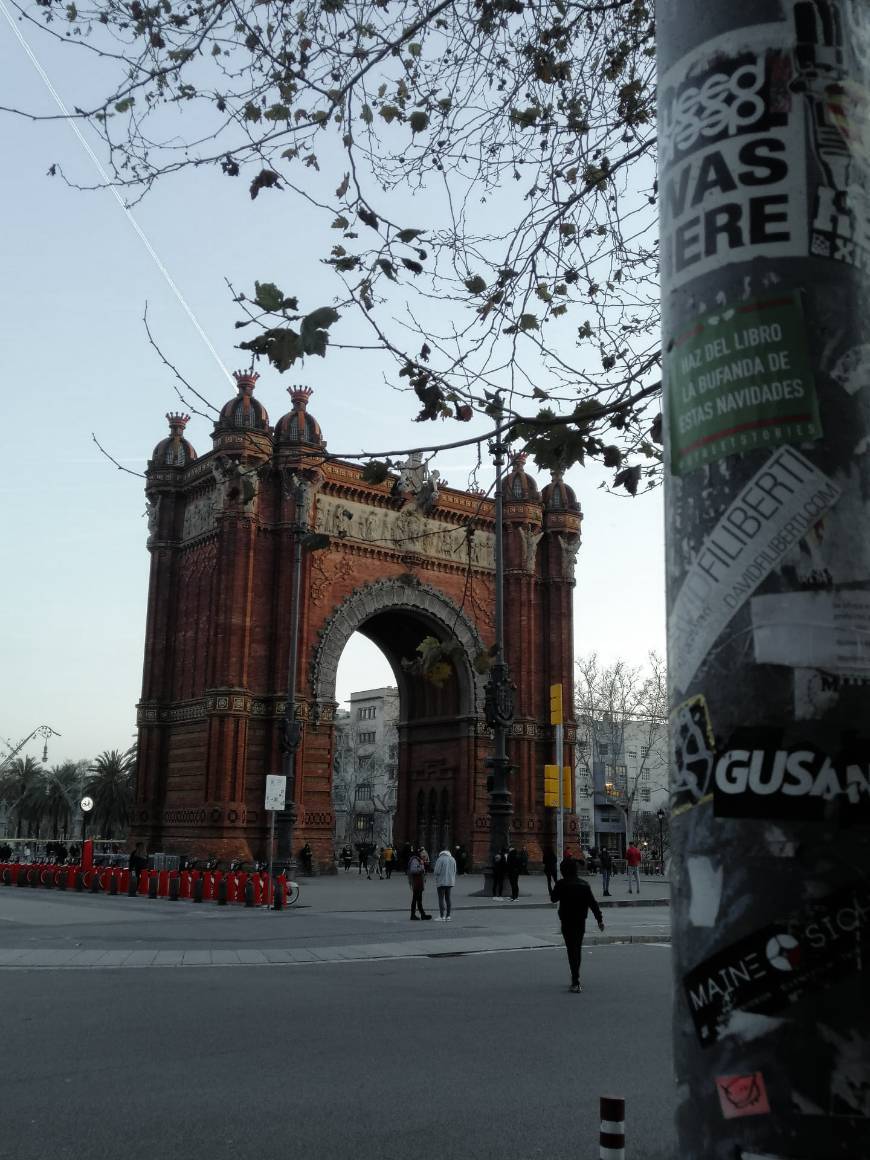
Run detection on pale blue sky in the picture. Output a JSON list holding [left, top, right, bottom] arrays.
[[0, 15, 665, 767]]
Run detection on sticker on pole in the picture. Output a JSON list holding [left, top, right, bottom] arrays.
[[659, 21, 808, 291], [716, 1073, 771, 1119], [668, 447, 841, 692], [667, 294, 821, 475], [683, 883, 870, 1046], [264, 774, 287, 812]]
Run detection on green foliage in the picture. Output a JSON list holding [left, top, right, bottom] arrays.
[[31, 0, 660, 487]]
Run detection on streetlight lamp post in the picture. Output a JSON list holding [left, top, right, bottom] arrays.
[[483, 398, 514, 892], [276, 472, 311, 874], [276, 470, 327, 875]]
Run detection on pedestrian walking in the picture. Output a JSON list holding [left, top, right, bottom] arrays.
[[549, 859, 605, 992], [433, 847, 457, 920], [373, 846, 384, 879], [383, 844, 395, 878], [626, 841, 642, 894], [407, 847, 432, 920], [358, 843, 370, 877], [542, 846, 558, 892], [600, 847, 613, 896], [506, 847, 521, 901], [341, 844, 353, 871], [492, 847, 507, 898]]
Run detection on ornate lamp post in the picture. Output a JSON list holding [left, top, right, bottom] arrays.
[[275, 470, 325, 872], [483, 397, 514, 891], [656, 807, 665, 875]]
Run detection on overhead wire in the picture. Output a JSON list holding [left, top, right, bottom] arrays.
[[0, 0, 234, 386]]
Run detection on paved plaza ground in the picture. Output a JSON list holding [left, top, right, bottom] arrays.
[[0, 871, 674, 1160]]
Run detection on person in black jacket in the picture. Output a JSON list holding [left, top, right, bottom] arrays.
[[506, 847, 521, 900], [549, 859, 605, 992]]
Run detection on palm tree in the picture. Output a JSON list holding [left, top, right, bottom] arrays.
[[85, 749, 135, 839], [0, 757, 47, 838], [44, 762, 85, 839]]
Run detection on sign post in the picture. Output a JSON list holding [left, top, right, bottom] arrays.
[[264, 774, 286, 907]]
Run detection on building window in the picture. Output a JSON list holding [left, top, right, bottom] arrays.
[[358, 755, 372, 773], [354, 782, 373, 801], [627, 750, 637, 760], [357, 706, 376, 720], [641, 745, 650, 756], [359, 731, 376, 744], [641, 786, 651, 802], [598, 743, 609, 757], [642, 769, 650, 781]]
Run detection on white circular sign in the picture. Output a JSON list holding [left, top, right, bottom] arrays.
[[80, 796, 94, 813]]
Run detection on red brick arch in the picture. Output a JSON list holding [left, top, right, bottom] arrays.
[[133, 390, 580, 868]]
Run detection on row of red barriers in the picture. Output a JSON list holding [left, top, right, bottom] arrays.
[[0, 862, 294, 908]]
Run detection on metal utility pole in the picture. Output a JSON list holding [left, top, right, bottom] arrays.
[[659, 1, 870, 1155], [276, 471, 316, 873], [483, 398, 514, 887]]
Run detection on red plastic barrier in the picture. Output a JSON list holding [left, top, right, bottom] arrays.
[[119, 869, 130, 893], [203, 872, 215, 901], [82, 869, 96, 890], [41, 867, 54, 887], [138, 870, 150, 895], [99, 869, 113, 892], [82, 839, 94, 871], [180, 871, 192, 900], [157, 870, 170, 898]]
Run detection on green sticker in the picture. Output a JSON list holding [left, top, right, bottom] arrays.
[[667, 294, 822, 475]]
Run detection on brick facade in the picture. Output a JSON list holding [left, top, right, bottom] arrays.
[[133, 384, 581, 869]]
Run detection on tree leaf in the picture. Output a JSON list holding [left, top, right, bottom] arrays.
[[465, 274, 487, 294], [253, 281, 285, 312], [397, 228, 424, 242], [335, 173, 350, 198], [409, 111, 428, 134], [361, 103, 374, 125]]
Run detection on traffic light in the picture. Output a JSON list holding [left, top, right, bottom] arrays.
[[549, 683, 563, 726], [544, 764, 573, 808]]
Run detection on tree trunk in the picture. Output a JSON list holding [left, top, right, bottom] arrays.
[[660, 1, 870, 1154]]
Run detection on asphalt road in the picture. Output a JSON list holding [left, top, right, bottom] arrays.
[[2, 943, 674, 1160]]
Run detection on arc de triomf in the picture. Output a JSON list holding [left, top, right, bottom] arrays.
[[133, 371, 581, 869]]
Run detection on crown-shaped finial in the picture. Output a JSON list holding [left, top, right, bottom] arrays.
[[511, 452, 528, 469], [289, 385, 314, 409], [233, 368, 260, 393], [166, 412, 191, 430]]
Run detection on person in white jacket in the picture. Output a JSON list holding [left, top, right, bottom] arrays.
[[433, 848, 457, 921]]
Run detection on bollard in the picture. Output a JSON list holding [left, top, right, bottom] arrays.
[[42, 868, 54, 889], [193, 876, 204, 903], [273, 875, 284, 911], [244, 878, 255, 907], [109, 872, 119, 896], [28, 867, 40, 887], [217, 877, 228, 906], [56, 869, 68, 890], [599, 1097, 625, 1160], [74, 871, 84, 892], [148, 874, 158, 900], [168, 875, 179, 901], [2, 867, 11, 886], [128, 872, 139, 897], [89, 871, 101, 893]]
